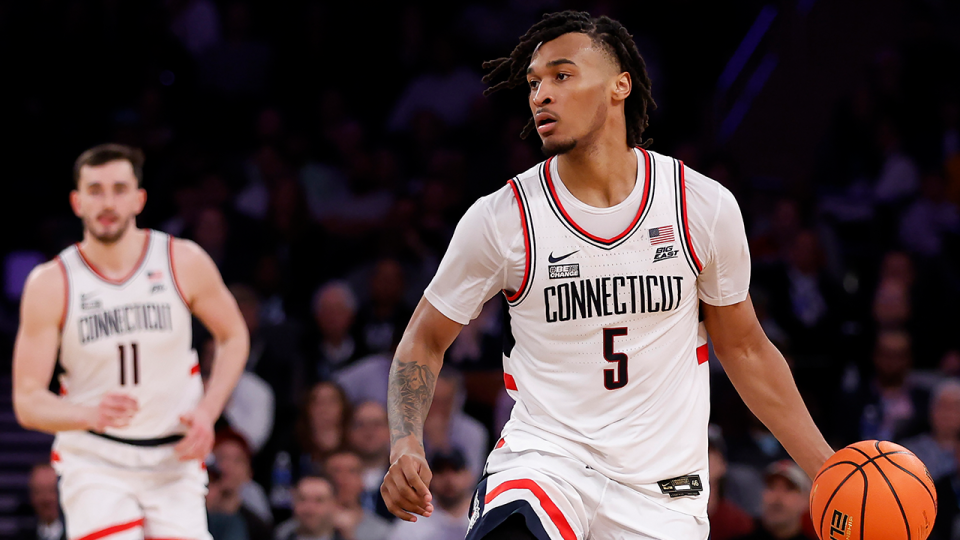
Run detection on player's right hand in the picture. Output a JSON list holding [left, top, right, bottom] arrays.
[[87, 392, 139, 432], [380, 452, 434, 522]]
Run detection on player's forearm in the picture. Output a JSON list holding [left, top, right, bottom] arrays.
[[718, 338, 834, 478], [387, 340, 444, 457], [13, 388, 92, 434], [198, 332, 249, 419]]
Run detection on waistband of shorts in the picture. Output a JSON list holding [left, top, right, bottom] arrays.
[[87, 430, 185, 447]]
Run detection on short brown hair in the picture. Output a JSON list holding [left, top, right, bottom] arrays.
[[73, 143, 145, 187]]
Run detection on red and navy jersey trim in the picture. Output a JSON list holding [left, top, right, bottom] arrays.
[[539, 147, 654, 250], [503, 178, 536, 305], [673, 160, 703, 275], [75, 230, 153, 287]]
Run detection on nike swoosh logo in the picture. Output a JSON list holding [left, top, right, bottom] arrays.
[[548, 250, 579, 263]]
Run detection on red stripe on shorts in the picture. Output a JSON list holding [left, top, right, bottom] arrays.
[[495, 438, 506, 449], [504, 373, 517, 391], [485, 479, 576, 540], [75, 518, 145, 540], [697, 344, 708, 365], [190, 363, 200, 375], [50, 450, 60, 463]]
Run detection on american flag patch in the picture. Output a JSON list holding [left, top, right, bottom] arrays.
[[649, 226, 675, 245], [147, 270, 163, 280]]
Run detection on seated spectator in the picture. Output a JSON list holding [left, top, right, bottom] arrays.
[[305, 281, 366, 380], [839, 329, 930, 445], [16, 463, 64, 540], [347, 401, 393, 520], [423, 367, 489, 481], [291, 381, 353, 478], [708, 430, 755, 540], [274, 476, 344, 540], [207, 462, 273, 540], [214, 428, 275, 526], [732, 460, 816, 540], [354, 258, 412, 356], [387, 450, 474, 540], [323, 451, 392, 540], [901, 378, 960, 481]]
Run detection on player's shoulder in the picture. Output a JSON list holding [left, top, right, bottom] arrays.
[[21, 259, 67, 314], [649, 151, 739, 212]]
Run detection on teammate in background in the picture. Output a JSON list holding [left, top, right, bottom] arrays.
[[380, 11, 833, 540], [12, 144, 249, 540]]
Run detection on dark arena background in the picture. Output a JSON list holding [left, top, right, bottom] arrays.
[[2, 0, 960, 538]]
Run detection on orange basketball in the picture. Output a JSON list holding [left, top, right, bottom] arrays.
[[809, 440, 937, 540]]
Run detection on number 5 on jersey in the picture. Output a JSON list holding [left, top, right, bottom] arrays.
[[118, 342, 140, 386], [603, 328, 628, 390]]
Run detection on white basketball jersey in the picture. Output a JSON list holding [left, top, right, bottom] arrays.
[[55, 230, 202, 441], [498, 149, 711, 513]]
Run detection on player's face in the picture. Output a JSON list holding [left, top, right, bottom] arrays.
[[71, 160, 146, 245], [526, 32, 630, 156]]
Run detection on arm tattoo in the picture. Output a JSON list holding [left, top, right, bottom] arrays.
[[388, 359, 437, 446]]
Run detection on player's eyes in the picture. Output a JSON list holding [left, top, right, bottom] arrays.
[[557, 73, 570, 81], [528, 80, 540, 90]]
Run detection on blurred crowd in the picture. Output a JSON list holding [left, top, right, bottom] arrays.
[[6, 0, 960, 539]]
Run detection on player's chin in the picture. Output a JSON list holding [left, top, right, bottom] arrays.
[[541, 137, 577, 157]]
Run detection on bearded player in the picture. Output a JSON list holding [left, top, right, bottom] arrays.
[[380, 11, 834, 540], [13, 144, 249, 540]]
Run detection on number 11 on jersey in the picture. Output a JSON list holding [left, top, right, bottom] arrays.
[[603, 328, 628, 390], [118, 342, 140, 386]]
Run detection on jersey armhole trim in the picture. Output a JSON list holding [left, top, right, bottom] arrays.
[[167, 236, 190, 309], [55, 255, 69, 332], [676, 161, 704, 273], [503, 178, 535, 304]]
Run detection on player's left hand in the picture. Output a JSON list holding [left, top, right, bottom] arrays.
[[174, 408, 215, 461]]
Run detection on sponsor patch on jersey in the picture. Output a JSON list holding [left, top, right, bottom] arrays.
[[657, 474, 703, 497], [80, 293, 101, 310], [548, 263, 580, 279], [653, 245, 678, 263]]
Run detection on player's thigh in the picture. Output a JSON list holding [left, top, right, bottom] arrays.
[[56, 455, 144, 540], [139, 461, 212, 540], [466, 450, 597, 540], [591, 481, 709, 540], [479, 513, 541, 540]]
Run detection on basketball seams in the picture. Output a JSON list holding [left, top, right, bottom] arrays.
[[878, 453, 937, 510], [863, 442, 912, 540], [817, 464, 865, 537]]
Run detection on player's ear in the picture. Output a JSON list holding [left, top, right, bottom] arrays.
[[69, 190, 82, 218], [135, 188, 147, 215], [613, 71, 632, 103]]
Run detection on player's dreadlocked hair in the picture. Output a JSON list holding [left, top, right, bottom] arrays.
[[482, 10, 656, 148]]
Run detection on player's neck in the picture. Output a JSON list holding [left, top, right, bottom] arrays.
[[555, 139, 637, 209], [78, 227, 149, 279]]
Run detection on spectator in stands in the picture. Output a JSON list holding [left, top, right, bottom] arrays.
[[213, 427, 274, 526], [306, 281, 365, 380], [422, 367, 489, 481], [732, 460, 816, 540], [901, 378, 960, 481], [16, 463, 64, 540], [840, 329, 930, 446], [274, 476, 343, 540], [292, 381, 352, 478], [355, 258, 412, 356], [387, 449, 474, 540], [207, 462, 272, 540], [708, 431, 755, 540], [323, 451, 392, 540], [347, 401, 393, 520]]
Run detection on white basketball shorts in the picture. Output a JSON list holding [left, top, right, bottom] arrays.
[[464, 438, 709, 540], [51, 431, 211, 540]]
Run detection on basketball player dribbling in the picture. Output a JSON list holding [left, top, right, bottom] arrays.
[[12, 144, 250, 540], [380, 11, 835, 540]]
